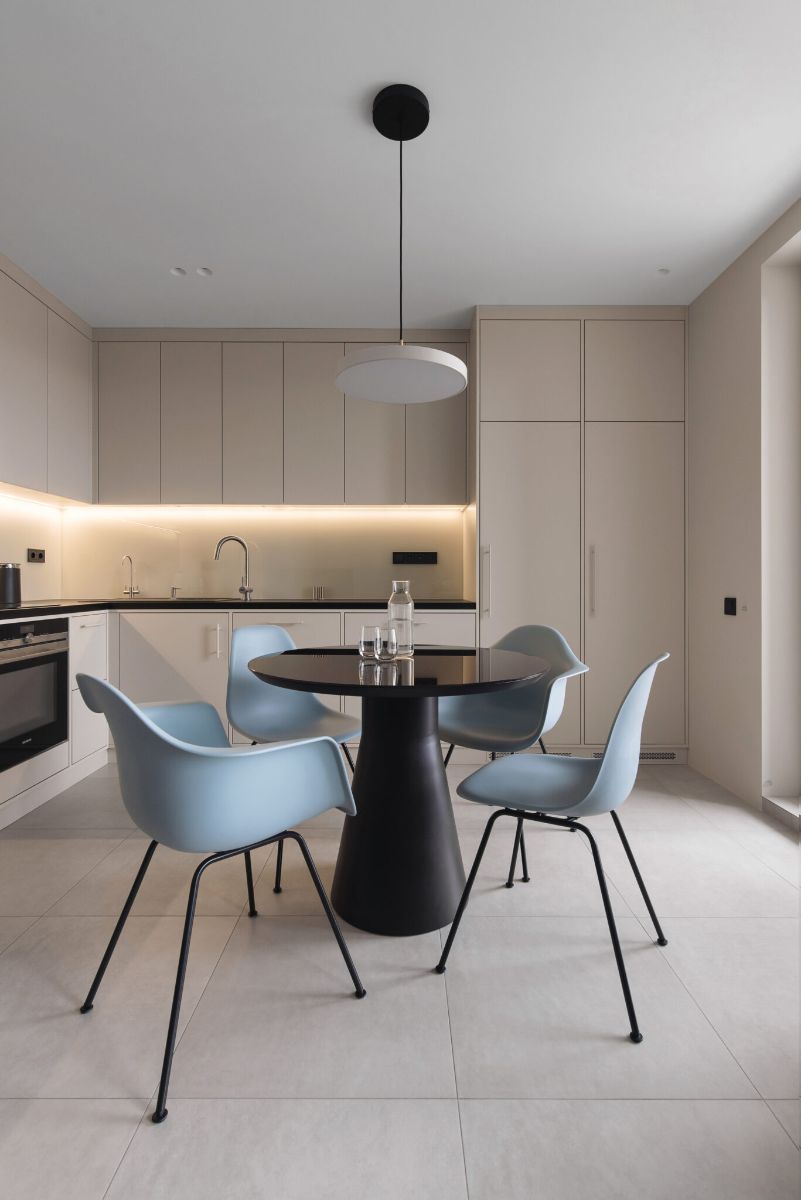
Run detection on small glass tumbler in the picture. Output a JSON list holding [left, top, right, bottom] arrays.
[[359, 625, 381, 659], [376, 626, 398, 662]]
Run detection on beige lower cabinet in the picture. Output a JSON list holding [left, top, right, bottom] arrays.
[[479, 421, 582, 744], [342, 610, 477, 734], [118, 611, 230, 727], [69, 613, 109, 763], [230, 609, 342, 741], [584, 422, 685, 745]]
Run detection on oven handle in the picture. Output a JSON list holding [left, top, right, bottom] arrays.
[[0, 643, 69, 667]]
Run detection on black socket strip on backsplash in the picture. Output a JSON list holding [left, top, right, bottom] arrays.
[[392, 551, 438, 565]]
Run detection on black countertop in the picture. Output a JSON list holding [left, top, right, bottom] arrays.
[[0, 597, 476, 620]]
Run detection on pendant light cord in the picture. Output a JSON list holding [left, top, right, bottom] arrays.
[[399, 134, 403, 344]]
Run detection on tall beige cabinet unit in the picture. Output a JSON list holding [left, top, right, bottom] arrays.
[[476, 308, 687, 752]]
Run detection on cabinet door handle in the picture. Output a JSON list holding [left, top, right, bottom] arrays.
[[79, 621, 105, 629], [589, 545, 597, 616], [215, 624, 221, 659], [278, 621, 305, 627], [481, 546, 491, 615]]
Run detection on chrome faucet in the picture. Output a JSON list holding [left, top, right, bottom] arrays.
[[122, 554, 140, 597], [214, 536, 253, 600]]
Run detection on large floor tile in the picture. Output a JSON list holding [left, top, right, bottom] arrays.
[[0, 837, 124, 915], [10, 773, 133, 832], [661, 919, 799, 1098], [445, 916, 755, 1098], [0, 914, 236, 1097], [0, 1098, 147, 1200], [50, 838, 275, 917], [456, 822, 634, 917], [107, 1099, 468, 1200], [170, 916, 455, 1098], [732, 828, 799, 889], [768, 1099, 801, 1148], [461, 1099, 799, 1200], [0, 915, 36, 953], [591, 827, 798, 918]]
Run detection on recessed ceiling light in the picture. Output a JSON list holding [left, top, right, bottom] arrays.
[[170, 266, 187, 277], [196, 267, 213, 277], [657, 267, 671, 275]]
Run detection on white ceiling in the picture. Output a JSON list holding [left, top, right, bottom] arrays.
[[1, 0, 800, 328]]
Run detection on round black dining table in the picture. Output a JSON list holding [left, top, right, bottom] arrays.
[[249, 646, 549, 937]]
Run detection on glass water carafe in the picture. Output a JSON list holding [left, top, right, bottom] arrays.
[[388, 579, 415, 656]]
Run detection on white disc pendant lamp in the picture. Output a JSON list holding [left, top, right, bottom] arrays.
[[335, 85, 468, 405]]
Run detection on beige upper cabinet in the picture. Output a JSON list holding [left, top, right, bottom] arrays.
[[479, 421, 582, 744], [479, 320, 580, 420], [0, 271, 47, 490], [585, 320, 685, 420], [98, 342, 161, 503], [161, 342, 222, 503], [584, 421, 685, 744], [47, 312, 92, 501], [344, 343, 405, 504], [405, 342, 468, 504], [284, 342, 345, 504], [222, 343, 283, 503]]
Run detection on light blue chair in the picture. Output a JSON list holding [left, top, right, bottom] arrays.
[[227, 624, 360, 757], [76, 674, 365, 1125], [227, 624, 362, 895], [438, 625, 587, 887], [436, 654, 669, 1045]]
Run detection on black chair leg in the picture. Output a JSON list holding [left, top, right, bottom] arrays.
[[285, 831, 366, 998], [153, 853, 214, 1123], [574, 820, 643, 1043], [273, 839, 284, 894], [342, 744, 355, 773], [80, 839, 158, 1013], [443, 743, 455, 768], [610, 811, 668, 946], [519, 829, 530, 883], [538, 738, 547, 754], [505, 815, 524, 888], [244, 850, 258, 917], [436, 808, 507, 973]]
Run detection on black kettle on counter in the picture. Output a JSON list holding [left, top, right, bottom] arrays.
[[0, 563, 22, 608]]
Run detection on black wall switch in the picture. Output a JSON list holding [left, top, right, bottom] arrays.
[[393, 551, 438, 565], [724, 597, 737, 616]]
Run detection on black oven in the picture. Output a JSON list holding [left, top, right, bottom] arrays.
[[0, 618, 69, 772]]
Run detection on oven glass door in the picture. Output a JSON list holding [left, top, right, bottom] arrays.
[[0, 651, 69, 771]]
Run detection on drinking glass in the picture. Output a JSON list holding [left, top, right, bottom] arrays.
[[376, 625, 398, 662], [359, 625, 380, 658]]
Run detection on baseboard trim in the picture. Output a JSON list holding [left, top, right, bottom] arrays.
[[762, 795, 800, 832], [0, 749, 110, 831]]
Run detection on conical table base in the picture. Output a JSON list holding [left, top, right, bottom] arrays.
[[331, 695, 466, 936]]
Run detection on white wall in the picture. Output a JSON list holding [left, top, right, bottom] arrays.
[[688, 196, 801, 804], [761, 249, 801, 801], [0, 492, 63, 601]]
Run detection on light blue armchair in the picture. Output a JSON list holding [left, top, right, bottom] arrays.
[[436, 654, 669, 1045], [76, 674, 365, 1125]]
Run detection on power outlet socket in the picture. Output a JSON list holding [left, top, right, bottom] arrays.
[[27, 548, 46, 563]]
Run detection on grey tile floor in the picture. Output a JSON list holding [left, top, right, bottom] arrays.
[[0, 762, 797, 1198]]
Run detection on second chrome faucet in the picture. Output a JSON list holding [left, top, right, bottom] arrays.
[[214, 536, 253, 601]]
